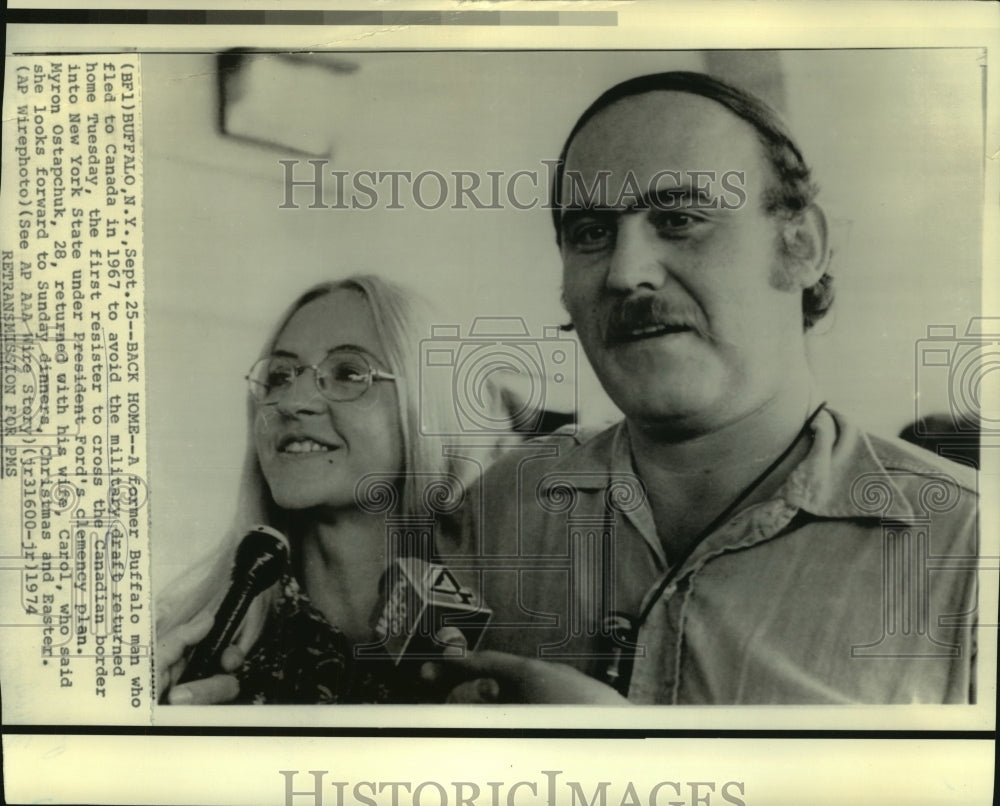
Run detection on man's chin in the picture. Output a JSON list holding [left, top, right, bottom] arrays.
[[604, 366, 718, 408], [612, 386, 725, 430]]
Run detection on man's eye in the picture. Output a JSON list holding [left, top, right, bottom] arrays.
[[565, 219, 615, 251], [652, 211, 704, 235]]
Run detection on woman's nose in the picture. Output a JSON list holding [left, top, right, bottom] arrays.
[[275, 367, 327, 415]]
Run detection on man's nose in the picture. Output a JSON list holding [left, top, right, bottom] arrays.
[[275, 368, 327, 416], [605, 216, 668, 293]]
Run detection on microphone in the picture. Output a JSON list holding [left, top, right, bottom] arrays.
[[366, 556, 492, 664], [599, 612, 639, 696], [177, 525, 290, 685]]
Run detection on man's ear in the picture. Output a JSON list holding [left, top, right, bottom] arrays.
[[780, 203, 829, 288]]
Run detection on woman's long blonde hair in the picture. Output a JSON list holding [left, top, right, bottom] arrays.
[[156, 274, 474, 651]]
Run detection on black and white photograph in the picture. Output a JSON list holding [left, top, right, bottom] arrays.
[[147, 48, 990, 711], [1, 3, 997, 804]]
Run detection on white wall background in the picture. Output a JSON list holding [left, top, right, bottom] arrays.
[[144, 50, 984, 588]]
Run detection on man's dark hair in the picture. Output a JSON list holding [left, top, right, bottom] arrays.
[[551, 71, 834, 329]]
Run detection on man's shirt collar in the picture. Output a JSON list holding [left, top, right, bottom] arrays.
[[541, 408, 970, 525]]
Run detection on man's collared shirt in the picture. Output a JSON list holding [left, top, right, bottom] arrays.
[[444, 409, 978, 704]]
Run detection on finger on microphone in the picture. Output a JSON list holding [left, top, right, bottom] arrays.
[[442, 649, 526, 679], [168, 674, 240, 705], [167, 686, 194, 705], [219, 644, 247, 673], [446, 678, 500, 704], [188, 608, 214, 634], [476, 677, 500, 702], [422, 649, 518, 683], [434, 626, 468, 657], [156, 610, 213, 660], [156, 611, 216, 700]]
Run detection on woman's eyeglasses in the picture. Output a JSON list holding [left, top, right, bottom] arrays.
[[246, 349, 396, 404]]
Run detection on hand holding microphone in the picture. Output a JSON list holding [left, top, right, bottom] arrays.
[[368, 556, 492, 664], [156, 610, 245, 705], [422, 651, 630, 705], [160, 525, 289, 703], [421, 611, 638, 705]]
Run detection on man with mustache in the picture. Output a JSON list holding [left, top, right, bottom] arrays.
[[433, 72, 977, 704]]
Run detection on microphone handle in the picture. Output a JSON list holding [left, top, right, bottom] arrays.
[[177, 583, 255, 685], [600, 613, 638, 696]]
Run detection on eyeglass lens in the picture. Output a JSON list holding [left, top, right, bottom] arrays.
[[250, 351, 373, 402]]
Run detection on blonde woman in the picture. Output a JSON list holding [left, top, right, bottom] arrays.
[[156, 275, 484, 704]]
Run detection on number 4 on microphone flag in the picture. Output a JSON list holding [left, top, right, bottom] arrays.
[[429, 566, 474, 605], [374, 557, 493, 664]]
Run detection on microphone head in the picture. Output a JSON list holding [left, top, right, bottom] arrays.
[[232, 525, 290, 592], [373, 556, 492, 664]]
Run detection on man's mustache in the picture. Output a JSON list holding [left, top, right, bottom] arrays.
[[604, 295, 709, 343]]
